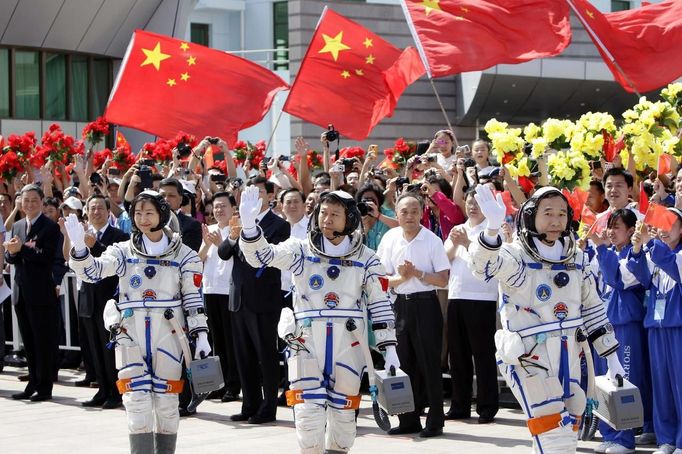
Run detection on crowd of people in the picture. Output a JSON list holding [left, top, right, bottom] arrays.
[[1, 127, 682, 454]]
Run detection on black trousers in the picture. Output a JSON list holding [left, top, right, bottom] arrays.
[[204, 293, 241, 395], [231, 306, 280, 418], [395, 291, 444, 430], [447, 298, 499, 419], [15, 294, 59, 395], [80, 299, 118, 399]]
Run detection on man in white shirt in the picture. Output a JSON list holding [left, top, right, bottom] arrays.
[[198, 191, 241, 403], [377, 192, 450, 438]]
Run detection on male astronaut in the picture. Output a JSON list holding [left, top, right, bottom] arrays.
[[470, 185, 625, 454], [65, 191, 211, 454], [236, 186, 400, 454]]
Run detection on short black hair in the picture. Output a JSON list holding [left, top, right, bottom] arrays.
[[21, 184, 44, 200], [279, 188, 305, 203], [608, 208, 638, 230], [589, 180, 605, 195], [356, 183, 385, 208], [603, 167, 634, 189], [159, 178, 184, 194], [212, 191, 236, 207], [247, 176, 274, 194], [43, 197, 60, 209], [425, 175, 453, 199], [86, 193, 110, 210]]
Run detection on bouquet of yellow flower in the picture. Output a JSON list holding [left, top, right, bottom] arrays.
[[523, 123, 549, 158], [570, 112, 617, 159], [541, 118, 575, 151], [484, 119, 524, 164], [660, 82, 682, 113], [547, 149, 590, 190]]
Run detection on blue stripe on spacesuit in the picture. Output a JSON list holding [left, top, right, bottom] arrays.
[[558, 336, 570, 399], [255, 247, 274, 266], [145, 317, 152, 372], [525, 263, 583, 271], [289, 245, 305, 276], [507, 262, 527, 288], [323, 323, 333, 387], [126, 258, 180, 267], [290, 377, 319, 386], [511, 367, 546, 454], [158, 348, 181, 364], [335, 362, 359, 377], [531, 397, 563, 409]]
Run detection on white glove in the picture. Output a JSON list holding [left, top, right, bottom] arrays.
[[194, 331, 211, 360], [277, 307, 297, 340], [474, 185, 506, 231], [383, 345, 401, 374], [64, 213, 87, 254], [606, 353, 626, 385], [239, 185, 262, 232]]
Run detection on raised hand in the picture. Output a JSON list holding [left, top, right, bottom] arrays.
[[474, 185, 506, 231], [238, 185, 261, 230]]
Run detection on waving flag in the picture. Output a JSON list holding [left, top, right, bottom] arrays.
[[283, 8, 425, 141], [401, 0, 571, 77], [105, 30, 288, 146]]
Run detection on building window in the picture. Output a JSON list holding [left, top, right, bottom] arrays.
[[611, 0, 630, 11], [45, 53, 67, 120], [191, 23, 210, 47], [273, 1, 289, 70], [70, 55, 88, 121], [15, 50, 40, 119], [0, 48, 8, 117], [91, 58, 111, 118]]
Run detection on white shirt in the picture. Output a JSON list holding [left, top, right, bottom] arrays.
[[203, 224, 233, 295], [437, 153, 457, 170], [142, 234, 169, 256], [377, 226, 450, 295], [282, 215, 310, 291], [89, 223, 109, 240], [446, 220, 498, 301]]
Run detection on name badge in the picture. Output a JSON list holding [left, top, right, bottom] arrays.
[[654, 295, 666, 321]]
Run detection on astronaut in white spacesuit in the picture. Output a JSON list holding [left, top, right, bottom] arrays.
[[470, 185, 625, 454], [237, 186, 400, 454], [65, 191, 211, 454]]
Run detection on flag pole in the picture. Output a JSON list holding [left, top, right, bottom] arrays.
[[265, 107, 285, 156], [398, 0, 458, 146], [565, 0, 642, 98]]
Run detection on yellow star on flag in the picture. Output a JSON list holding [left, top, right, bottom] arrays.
[[365, 54, 375, 65], [363, 38, 373, 48], [340, 70, 351, 79], [141, 42, 171, 71], [187, 56, 196, 66], [586, 9, 595, 19], [461, 6, 470, 13], [167, 78, 176, 87], [319, 31, 351, 62], [180, 72, 190, 82], [180, 42, 190, 51], [421, 0, 441, 16], [355, 69, 364, 76], [454, 15, 465, 21]]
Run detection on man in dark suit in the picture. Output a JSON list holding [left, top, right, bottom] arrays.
[[218, 176, 290, 424], [159, 178, 202, 252], [4, 184, 61, 401], [74, 195, 129, 409]]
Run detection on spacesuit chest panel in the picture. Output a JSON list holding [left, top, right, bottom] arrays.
[[505, 261, 584, 332], [119, 257, 183, 307], [294, 255, 367, 314]]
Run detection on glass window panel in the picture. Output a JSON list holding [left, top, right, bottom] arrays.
[[273, 2, 289, 70], [0, 48, 9, 117], [91, 58, 110, 118], [14, 50, 40, 119], [191, 23, 210, 47], [69, 55, 88, 121], [611, 0, 630, 11], [45, 53, 66, 120]]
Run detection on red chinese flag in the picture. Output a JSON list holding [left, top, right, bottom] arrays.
[[116, 131, 130, 151], [105, 30, 288, 147], [500, 191, 517, 216], [283, 8, 425, 141], [401, 0, 571, 77], [644, 204, 678, 231], [658, 153, 672, 177], [581, 205, 597, 226], [638, 182, 649, 215], [588, 211, 610, 235], [568, 0, 682, 93], [563, 188, 589, 222]]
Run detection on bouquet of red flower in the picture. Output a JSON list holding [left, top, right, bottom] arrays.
[[212, 160, 228, 175], [337, 146, 366, 161], [232, 139, 266, 168], [112, 146, 136, 171], [0, 131, 37, 180], [39, 123, 84, 165], [383, 137, 416, 169], [140, 139, 173, 164], [0, 150, 26, 181], [92, 148, 113, 169], [170, 131, 198, 151], [289, 149, 324, 180], [82, 116, 110, 146]]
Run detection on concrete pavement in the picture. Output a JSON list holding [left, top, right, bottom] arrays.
[[0, 366, 657, 453]]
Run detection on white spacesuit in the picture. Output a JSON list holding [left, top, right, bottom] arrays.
[[66, 192, 210, 454], [470, 186, 624, 454], [238, 188, 399, 454]]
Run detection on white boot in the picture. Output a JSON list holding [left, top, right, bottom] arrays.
[[604, 443, 635, 454], [653, 444, 676, 454], [636, 432, 657, 446], [594, 441, 613, 453]]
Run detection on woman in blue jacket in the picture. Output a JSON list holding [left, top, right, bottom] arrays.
[[627, 208, 682, 454], [592, 209, 653, 454]]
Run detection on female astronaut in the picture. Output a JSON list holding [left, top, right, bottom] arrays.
[[470, 185, 625, 454], [65, 191, 211, 454], [236, 187, 400, 454]]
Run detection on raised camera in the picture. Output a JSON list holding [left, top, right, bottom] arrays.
[[176, 141, 193, 158], [207, 137, 220, 145], [395, 176, 410, 187], [357, 201, 370, 217], [325, 124, 339, 142]]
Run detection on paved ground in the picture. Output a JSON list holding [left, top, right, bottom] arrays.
[[0, 366, 657, 453]]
